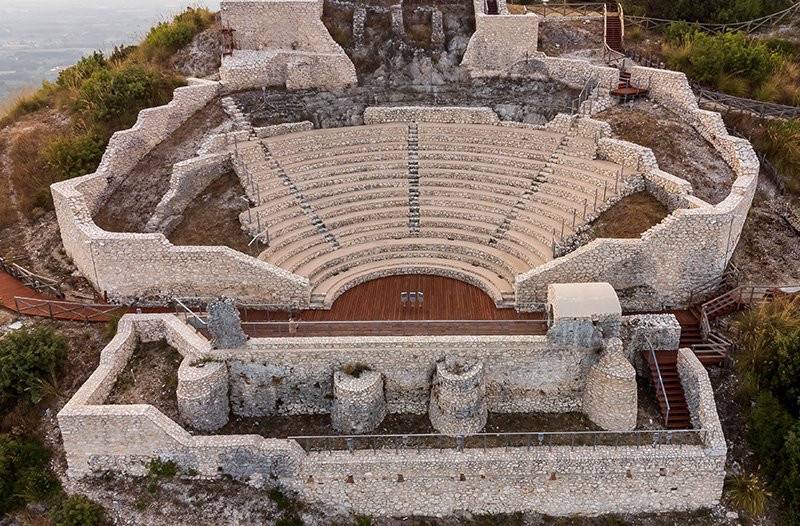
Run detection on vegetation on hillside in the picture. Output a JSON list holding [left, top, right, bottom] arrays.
[[733, 297, 800, 524], [621, 0, 794, 24], [662, 24, 800, 105], [0, 7, 214, 222], [0, 323, 107, 521]]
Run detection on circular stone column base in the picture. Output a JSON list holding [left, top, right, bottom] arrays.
[[429, 359, 487, 436], [331, 368, 387, 434]]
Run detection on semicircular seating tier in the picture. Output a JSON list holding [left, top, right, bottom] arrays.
[[233, 121, 634, 308]]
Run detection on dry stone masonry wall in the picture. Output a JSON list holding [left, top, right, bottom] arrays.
[[58, 311, 726, 516], [219, 0, 357, 91]]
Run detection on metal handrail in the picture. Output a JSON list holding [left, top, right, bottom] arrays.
[[0, 256, 63, 298], [174, 299, 207, 327], [643, 333, 670, 428]]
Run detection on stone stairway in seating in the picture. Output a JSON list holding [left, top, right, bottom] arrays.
[[644, 350, 691, 430], [260, 143, 340, 249], [487, 125, 583, 248], [408, 123, 420, 233], [221, 97, 255, 138]]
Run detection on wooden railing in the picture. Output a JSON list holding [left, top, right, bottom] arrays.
[[0, 256, 63, 298], [11, 296, 127, 322], [516, 1, 609, 17], [623, 1, 800, 35]]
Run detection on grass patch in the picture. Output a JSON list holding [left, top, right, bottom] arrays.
[[0, 325, 67, 408]]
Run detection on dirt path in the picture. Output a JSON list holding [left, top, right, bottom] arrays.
[[597, 100, 736, 205], [93, 101, 228, 234]]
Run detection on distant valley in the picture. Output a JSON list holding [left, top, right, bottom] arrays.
[[0, 0, 219, 99]]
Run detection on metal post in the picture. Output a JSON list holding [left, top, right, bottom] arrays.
[[603, 181, 608, 200], [583, 198, 588, 219], [560, 218, 565, 240], [572, 208, 577, 228], [594, 187, 598, 209]]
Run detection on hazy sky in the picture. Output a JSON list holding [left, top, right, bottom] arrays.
[[0, 0, 221, 97]]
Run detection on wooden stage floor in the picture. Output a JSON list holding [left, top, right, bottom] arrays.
[[240, 275, 546, 337]]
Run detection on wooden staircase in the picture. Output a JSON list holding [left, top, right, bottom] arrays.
[[605, 13, 623, 52], [644, 350, 692, 430]]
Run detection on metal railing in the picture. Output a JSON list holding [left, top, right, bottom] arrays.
[[239, 318, 549, 337], [290, 428, 706, 454], [0, 256, 63, 298], [174, 298, 207, 328], [642, 333, 670, 428], [695, 86, 800, 120]]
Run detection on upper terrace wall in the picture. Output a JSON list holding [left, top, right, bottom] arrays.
[[50, 80, 311, 307], [219, 0, 357, 91], [515, 65, 759, 311], [462, 0, 540, 75], [58, 315, 725, 516]]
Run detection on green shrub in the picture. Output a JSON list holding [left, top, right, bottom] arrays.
[[269, 487, 293, 511], [726, 473, 771, 516], [664, 29, 781, 86], [140, 8, 216, 64], [275, 515, 304, 526], [621, 0, 793, 24], [0, 434, 60, 514], [43, 131, 107, 181], [73, 64, 182, 128], [0, 325, 67, 406], [51, 495, 107, 526], [56, 52, 108, 91], [147, 457, 178, 479], [354, 516, 372, 526]]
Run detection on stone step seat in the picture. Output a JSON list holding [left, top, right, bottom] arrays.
[[261, 227, 332, 266], [515, 201, 576, 231], [418, 160, 546, 181], [265, 123, 407, 145], [545, 170, 613, 197], [300, 179, 405, 203], [313, 257, 514, 307], [316, 196, 411, 222], [324, 206, 411, 232], [421, 175, 533, 197], [418, 195, 513, 217], [263, 218, 409, 266], [497, 230, 553, 263], [414, 226, 549, 267], [293, 165, 409, 184], [557, 155, 629, 177], [551, 160, 624, 185], [418, 123, 563, 144], [293, 238, 529, 282], [420, 187, 521, 210], [273, 142, 409, 169], [274, 152, 408, 178], [304, 247, 518, 291], [421, 204, 507, 227], [419, 141, 554, 163], [293, 170, 409, 191], [419, 166, 539, 188], [418, 131, 561, 152], [418, 149, 549, 169], [244, 186, 407, 221], [238, 199, 311, 236], [536, 183, 602, 213]]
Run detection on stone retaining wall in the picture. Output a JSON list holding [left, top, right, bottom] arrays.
[[515, 66, 759, 311], [50, 81, 312, 307], [462, 0, 540, 76], [59, 315, 725, 516], [219, 0, 357, 91]]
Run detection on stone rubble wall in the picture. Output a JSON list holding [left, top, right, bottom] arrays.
[[514, 66, 759, 311], [60, 314, 725, 516], [429, 360, 488, 435], [222, 334, 598, 416], [462, 0, 540, 76], [50, 82, 312, 307], [582, 338, 637, 431], [219, 0, 357, 91], [146, 153, 234, 235], [331, 370, 387, 434]]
